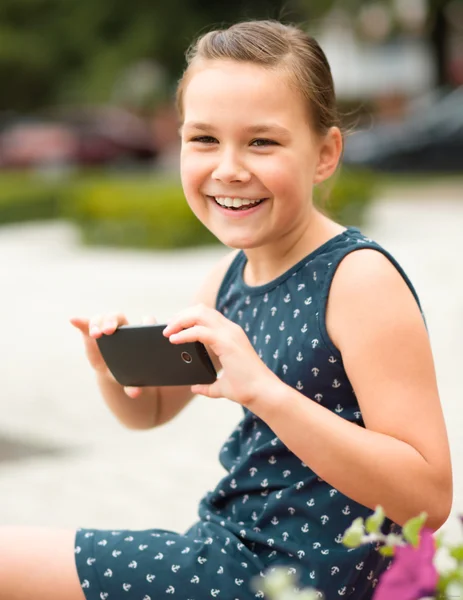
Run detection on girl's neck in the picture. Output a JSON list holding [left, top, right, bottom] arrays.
[[242, 211, 346, 287]]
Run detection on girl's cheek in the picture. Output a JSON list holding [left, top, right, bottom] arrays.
[[181, 154, 210, 180], [254, 162, 288, 191], [181, 164, 201, 193]]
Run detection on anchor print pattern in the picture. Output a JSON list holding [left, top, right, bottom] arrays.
[[75, 229, 418, 599]]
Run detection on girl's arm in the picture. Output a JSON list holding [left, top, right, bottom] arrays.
[[78, 249, 237, 430], [140, 249, 236, 428], [251, 249, 453, 530]]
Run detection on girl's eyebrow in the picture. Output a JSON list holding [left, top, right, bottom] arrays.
[[182, 122, 291, 139]]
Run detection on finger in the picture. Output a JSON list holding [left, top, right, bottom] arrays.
[[168, 325, 216, 347], [69, 317, 89, 335], [142, 315, 157, 325], [88, 313, 128, 338], [101, 312, 128, 335], [88, 314, 104, 338], [124, 386, 143, 398], [191, 382, 222, 398], [163, 304, 220, 336]]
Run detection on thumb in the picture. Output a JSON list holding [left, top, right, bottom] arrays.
[[70, 317, 90, 335]]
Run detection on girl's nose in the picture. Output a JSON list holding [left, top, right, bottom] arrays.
[[211, 151, 251, 184]]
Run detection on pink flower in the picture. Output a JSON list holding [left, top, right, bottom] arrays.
[[373, 528, 438, 600]]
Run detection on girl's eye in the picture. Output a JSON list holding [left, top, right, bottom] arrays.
[[188, 136, 278, 147], [190, 136, 217, 144], [251, 138, 278, 147]]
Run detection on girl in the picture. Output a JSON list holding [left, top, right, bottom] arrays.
[[0, 19, 452, 600]]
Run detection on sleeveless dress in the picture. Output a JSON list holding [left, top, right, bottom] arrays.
[[75, 226, 422, 600]]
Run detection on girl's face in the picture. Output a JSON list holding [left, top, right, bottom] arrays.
[[180, 59, 336, 250]]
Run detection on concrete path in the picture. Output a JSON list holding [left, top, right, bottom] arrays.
[[0, 183, 461, 544]]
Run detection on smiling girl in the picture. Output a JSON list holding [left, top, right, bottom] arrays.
[[0, 19, 452, 600]]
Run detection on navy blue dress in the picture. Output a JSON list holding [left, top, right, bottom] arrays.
[[75, 226, 421, 599]]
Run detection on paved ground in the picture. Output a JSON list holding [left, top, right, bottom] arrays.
[[0, 183, 462, 545]]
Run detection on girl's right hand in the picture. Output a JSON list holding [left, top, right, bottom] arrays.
[[70, 313, 156, 399]]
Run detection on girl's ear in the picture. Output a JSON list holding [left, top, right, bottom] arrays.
[[313, 127, 343, 184]]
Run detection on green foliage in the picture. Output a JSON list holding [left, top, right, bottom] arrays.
[[342, 506, 403, 553], [0, 168, 376, 249], [450, 546, 463, 562], [342, 516, 366, 547], [341, 506, 463, 599], [378, 545, 395, 557], [0, 0, 450, 110], [316, 167, 378, 227], [402, 512, 428, 548], [365, 505, 386, 534], [0, 171, 62, 223], [0, 0, 303, 110], [63, 174, 217, 249]]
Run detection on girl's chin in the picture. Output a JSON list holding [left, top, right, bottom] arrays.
[[211, 230, 265, 250], [188, 198, 274, 248]]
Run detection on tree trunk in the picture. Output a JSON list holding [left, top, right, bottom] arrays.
[[430, 2, 450, 87]]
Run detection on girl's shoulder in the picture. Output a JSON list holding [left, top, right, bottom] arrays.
[[323, 242, 425, 357], [310, 228, 425, 358], [319, 230, 422, 311]]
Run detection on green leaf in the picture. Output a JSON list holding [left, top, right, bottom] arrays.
[[434, 532, 445, 549], [342, 518, 365, 548], [402, 512, 428, 547], [450, 545, 463, 562], [365, 506, 386, 534], [436, 565, 463, 593], [379, 545, 395, 557]]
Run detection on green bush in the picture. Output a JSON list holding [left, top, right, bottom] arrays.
[[0, 172, 63, 224], [315, 167, 378, 227], [0, 167, 377, 248], [66, 169, 377, 249], [63, 174, 217, 249]]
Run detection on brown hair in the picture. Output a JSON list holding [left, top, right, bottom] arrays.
[[176, 19, 341, 137]]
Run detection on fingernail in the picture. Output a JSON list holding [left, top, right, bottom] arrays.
[[89, 326, 100, 336]]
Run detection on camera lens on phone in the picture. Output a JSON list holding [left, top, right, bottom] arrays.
[[181, 351, 193, 364]]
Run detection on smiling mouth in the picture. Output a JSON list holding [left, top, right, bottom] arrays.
[[208, 196, 268, 211]]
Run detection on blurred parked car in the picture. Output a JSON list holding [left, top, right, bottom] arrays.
[[0, 106, 158, 169], [343, 87, 463, 172]]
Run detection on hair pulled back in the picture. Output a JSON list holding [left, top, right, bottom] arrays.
[[176, 20, 340, 137]]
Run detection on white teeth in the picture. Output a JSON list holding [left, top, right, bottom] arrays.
[[214, 197, 261, 208]]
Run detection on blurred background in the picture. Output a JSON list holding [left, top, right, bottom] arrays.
[[0, 0, 462, 545]]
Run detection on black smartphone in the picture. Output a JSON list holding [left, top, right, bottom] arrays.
[[96, 324, 217, 387]]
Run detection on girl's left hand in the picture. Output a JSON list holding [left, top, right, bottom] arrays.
[[163, 304, 280, 407]]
